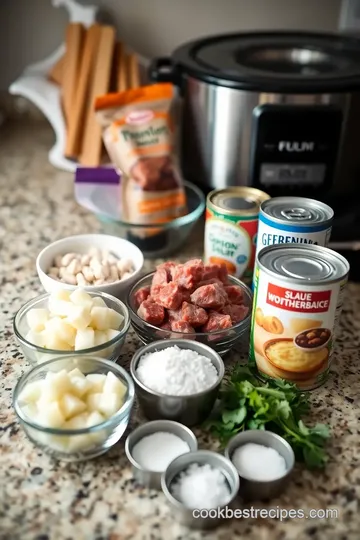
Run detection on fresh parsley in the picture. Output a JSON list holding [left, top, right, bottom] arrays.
[[205, 365, 330, 469]]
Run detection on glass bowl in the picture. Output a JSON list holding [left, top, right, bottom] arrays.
[[127, 272, 253, 356], [97, 181, 205, 259], [13, 291, 130, 366], [13, 356, 135, 461]]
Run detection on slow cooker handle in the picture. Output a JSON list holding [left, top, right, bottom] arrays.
[[149, 57, 178, 84]]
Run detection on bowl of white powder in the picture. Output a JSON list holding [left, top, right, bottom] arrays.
[[125, 419, 198, 489], [130, 340, 224, 426], [224, 429, 295, 500]]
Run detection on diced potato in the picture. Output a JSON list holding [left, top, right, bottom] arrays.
[[92, 296, 107, 308], [45, 317, 76, 347], [70, 376, 92, 398], [61, 393, 87, 419], [45, 434, 69, 451], [65, 305, 92, 330], [86, 374, 106, 393], [106, 329, 120, 342], [50, 289, 71, 302], [65, 413, 89, 429], [86, 392, 103, 412], [22, 403, 38, 420], [75, 328, 95, 350], [67, 434, 95, 452], [98, 392, 122, 418], [103, 371, 126, 400], [41, 370, 72, 401], [69, 289, 93, 308], [94, 330, 108, 346], [68, 368, 86, 380], [90, 307, 110, 331], [37, 401, 65, 428], [90, 429, 108, 445], [107, 309, 124, 330], [48, 299, 73, 318], [86, 411, 105, 427], [26, 309, 49, 331], [19, 380, 44, 403], [26, 330, 47, 348], [44, 333, 71, 351]]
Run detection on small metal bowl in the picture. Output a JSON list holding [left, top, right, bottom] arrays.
[[125, 420, 198, 490], [224, 430, 295, 501], [161, 450, 240, 530], [130, 339, 225, 426]]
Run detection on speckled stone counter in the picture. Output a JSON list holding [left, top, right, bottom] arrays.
[[1, 121, 359, 540]]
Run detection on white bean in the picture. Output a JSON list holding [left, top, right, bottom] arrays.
[[58, 266, 67, 278], [94, 278, 105, 285], [109, 265, 119, 282], [67, 258, 81, 276], [55, 255, 63, 268], [61, 252, 77, 267], [82, 266, 95, 282], [48, 266, 59, 277], [107, 254, 118, 264], [90, 256, 101, 269], [101, 261, 110, 279], [62, 273, 77, 285], [93, 266, 105, 280], [117, 259, 134, 276], [76, 272, 87, 286], [121, 271, 133, 281], [89, 247, 101, 260], [81, 254, 91, 266]]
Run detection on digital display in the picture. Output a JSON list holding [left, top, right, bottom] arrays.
[[260, 163, 325, 186], [279, 168, 307, 181]]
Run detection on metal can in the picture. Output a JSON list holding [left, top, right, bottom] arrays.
[[249, 244, 349, 390], [255, 197, 334, 261], [204, 187, 270, 282]]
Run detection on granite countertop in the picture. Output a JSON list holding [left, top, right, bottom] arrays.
[[0, 121, 359, 540]]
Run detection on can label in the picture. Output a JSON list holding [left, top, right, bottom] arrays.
[[204, 208, 259, 281], [249, 266, 346, 390], [255, 213, 332, 262]]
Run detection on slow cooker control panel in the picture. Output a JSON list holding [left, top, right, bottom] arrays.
[[250, 104, 343, 195]]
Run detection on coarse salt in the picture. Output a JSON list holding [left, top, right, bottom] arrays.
[[232, 443, 287, 481], [136, 346, 218, 396], [171, 463, 230, 510], [132, 432, 190, 473]]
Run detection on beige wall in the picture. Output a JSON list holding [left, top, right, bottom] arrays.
[[0, 0, 341, 90]]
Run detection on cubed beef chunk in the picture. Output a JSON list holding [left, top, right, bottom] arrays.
[[134, 286, 151, 308], [202, 311, 232, 333], [190, 283, 228, 309], [151, 268, 169, 294], [168, 307, 182, 321], [152, 282, 183, 310], [222, 304, 249, 324], [181, 301, 208, 327], [160, 321, 172, 331], [156, 261, 177, 280], [202, 263, 229, 284], [170, 320, 195, 334], [224, 285, 244, 305], [198, 278, 223, 288], [173, 259, 204, 290], [137, 298, 165, 325]]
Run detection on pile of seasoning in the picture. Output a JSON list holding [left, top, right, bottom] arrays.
[[132, 432, 190, 473], [136, 346, 218, 396], [232, 443, 286, 481], [171, 463, 230, 509]]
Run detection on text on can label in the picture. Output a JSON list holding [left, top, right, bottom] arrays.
[[267, 284, 332, 313]]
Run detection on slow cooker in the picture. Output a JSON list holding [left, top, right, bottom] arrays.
[[150, 31, 360, 198]]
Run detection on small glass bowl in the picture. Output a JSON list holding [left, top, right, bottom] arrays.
[[127, 273, 252, 356], [97, 181, 206, 259], [13, 356, 135, 461], [13, 291, 130, 365]]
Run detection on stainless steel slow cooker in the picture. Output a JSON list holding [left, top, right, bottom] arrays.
[[150, 32, 360, 197]]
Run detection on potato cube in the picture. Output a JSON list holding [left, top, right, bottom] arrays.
[[41, 370, 72, 401], [94, 330, 108, 346], [45, 434, 69, 451], [37, 401, 65, 428], [65, 413, 89, 429], [67, 434, 95, 452], [68, 368, 85, 380], [92, 296, 107, 308], [103, 372, 126, 400], [90, 307, 110, 331], [25, 330, 46, 348], [26, 308, 49, 331], [65, 305, 92, 331], [86, 392, 103, 412], [43, 332, 71, 351], [19, 380, 43, 404], [106, 329, 120, 343], [70, 376, 91, 397], [22, 403, 38, 420], [98, 392, 122, 418], [61, 393, 87, 419], [50, 289, 71, 302], [86, 374, 106, 393], [75, 328, 95, 350], [86, 411, 105, 428], [48, 298, 73, 318], [69, 289, 93, 308], [45, 317, 76, 347], [107, 309, 124, 330]]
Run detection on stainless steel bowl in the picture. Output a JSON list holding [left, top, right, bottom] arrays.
[[161, 450, 240, 530], [224, 430, 295, 501], [130, 339, 225, 426], [125, 420, 198, 490]]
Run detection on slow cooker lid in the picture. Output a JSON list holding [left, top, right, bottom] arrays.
[[172, 32, 360, 92]]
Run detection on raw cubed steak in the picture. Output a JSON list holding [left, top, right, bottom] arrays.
[[137, 298, 165, 326], [171, 320, 195, 334], [160, 321, 172, 331], [173, 259, 204, 290], [168, 307, 182, 321], [134, 286, 151, 308], [151, 268, 169, 294], [202, 311, 232, 333], [190, 283, 228, 309], [198, 278, 223, 288], [222, 304, 249, 324], [224, 285, 244, 305], [202, 263, 229, 284], [181, 301, 208, 327], [152, 282, 183, 310], [156, 261, 177, 280]]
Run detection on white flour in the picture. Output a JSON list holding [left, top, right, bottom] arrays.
[[132, 432, 190, 472]]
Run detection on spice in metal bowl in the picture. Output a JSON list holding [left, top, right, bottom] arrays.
[[231, 443, 286, 481], [132, 432, 190, 472]]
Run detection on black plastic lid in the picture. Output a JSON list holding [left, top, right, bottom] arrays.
[[172, 31, 360, 93]]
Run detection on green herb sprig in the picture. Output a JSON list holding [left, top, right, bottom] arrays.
[[205, 366, 330, 469]]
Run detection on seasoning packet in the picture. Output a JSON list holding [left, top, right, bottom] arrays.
[[94, 83, 187, 233]]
